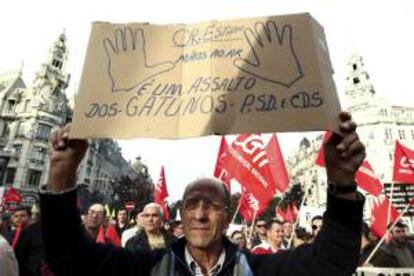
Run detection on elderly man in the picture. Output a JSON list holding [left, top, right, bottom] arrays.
[[40, 112, 365, 275], [252, 220, 285, 254], [125, 203, 176, 251]]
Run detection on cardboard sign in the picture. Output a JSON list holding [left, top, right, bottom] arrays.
[[72, 13, 341, 139]]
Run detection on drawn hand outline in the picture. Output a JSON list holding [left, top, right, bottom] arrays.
[[103, 27, 175, 92], [233, 21, 303, 87]]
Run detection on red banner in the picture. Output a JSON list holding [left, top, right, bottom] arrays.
[[266, 134, 290, 193], [355, 160, 383, 197], [393, 141, 414, 184], [239, 188, 268, 222], [371, 197, 400, 239], [222, 134, 276, 204], [315, 131, 332, 167], [277, 203, 298, 223], [154, 166, 170, 220], [213, 136, 232, 189]]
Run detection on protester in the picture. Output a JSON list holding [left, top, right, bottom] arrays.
[[115, 209, 130, 237], [381, 222, 414, 267], [250, 219, 267, 247], [40, 112, 366, 275], [282, 220, 294, 249], [252, 219, 285, 254], [125, 202, 176, 251], [84, 203, 106, 240], [121, 212, 144, 247], [359, 222, 397, 267], [171, 220, 184, 238], [310, 215, 323, 242], [6, 206, 31, 244], [231, 230, 247, 250]]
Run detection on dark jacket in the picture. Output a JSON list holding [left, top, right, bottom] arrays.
[[380, 240, 414, 267], [125, 230, 177, 252], [40, 189, 364, 276], [14, 221, 45, 276], [359, 241, 399, 267]]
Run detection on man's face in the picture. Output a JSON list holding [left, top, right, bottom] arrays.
[[86, 206, 105, 229], [173, 222, 184, 238], [312, 218, 323, 237], [232, 233, 246, 248], [267, 222, 284, 246], [181, 180, 230, 250], [143, 207, 162, 233], [255, 220, 267, 236], [283, 222, 293, 239], [392, 226, 407, 244], [117, 210, 128, 224], [13, 210, 29, 227]]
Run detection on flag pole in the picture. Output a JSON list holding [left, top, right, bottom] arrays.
[[365, 201, 411, 265], [248, 209, 258, 243], [231, 196, 243, 224]]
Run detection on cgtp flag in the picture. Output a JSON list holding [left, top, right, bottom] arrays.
[[214, 136, 232, 189], [96, 225, 106, 243], [239, 188, 267, 222], [106, 224, 121, 247], [266, 134, 290, 193], [370, 197, 400, 239], [222, 134, 276, 204], [355, 160, 383, 197], [154, 166, 170, 220], [393, 141, 414, 184]]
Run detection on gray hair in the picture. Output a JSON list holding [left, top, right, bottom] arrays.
[[143, 203, 164, 220]]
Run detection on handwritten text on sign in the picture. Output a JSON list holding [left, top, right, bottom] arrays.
[[72, 13, 340, 139]]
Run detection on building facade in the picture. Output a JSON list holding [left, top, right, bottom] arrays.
[[0, 33, 137, 205], [286, 53, 414, 228]]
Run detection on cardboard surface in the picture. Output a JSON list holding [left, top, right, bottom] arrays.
[[72, 13, 341, 139]]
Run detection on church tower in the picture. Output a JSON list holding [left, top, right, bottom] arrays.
[[345, 53, 376, 110]]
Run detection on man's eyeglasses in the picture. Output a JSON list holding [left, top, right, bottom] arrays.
[[256, 224, 266, 228], [182, 198, 227, 213]]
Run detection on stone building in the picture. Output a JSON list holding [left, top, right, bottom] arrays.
[[286, 53, 414, 228], [0, 33, 137, 205]]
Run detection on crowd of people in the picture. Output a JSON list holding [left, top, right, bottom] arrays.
[[0, 112, 413, 275]]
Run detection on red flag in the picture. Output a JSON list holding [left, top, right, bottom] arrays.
[[410, 198, 414, 206], [355, 160, 383, 196], [239, 188, 267, 222], [96, 225, 106, 243], [393, 141, 414, 184], [266, 134, 290, 193], [214, 136, 232, 190], [371, 197, 400, 239], [277, 203, 297, 222], [222, 134, 276, 204], [11, 223, 23, 249], [106, 224, 121, 247], [154, 166, 170, 221], [315, 131, 332, 167]]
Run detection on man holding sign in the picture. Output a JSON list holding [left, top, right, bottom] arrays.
[[40, 112, 366, 275]]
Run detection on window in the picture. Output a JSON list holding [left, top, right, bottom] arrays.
[[30, 146, 46, 164], [411, 130, 414, 140], [4, 168, 16, 185], [6, 99, 16, 112], [24, 100, 31, 112], [36, 124, 52, 140], [352, 64, 357, 70], [399, 129, 406, 140], [353, 77, 360, 84], [1, 123, 10, 137], [26, 170, 42, 187], [385, 128, 393, 140]]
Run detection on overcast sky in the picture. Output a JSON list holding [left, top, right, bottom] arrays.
[[1, 0, 413, 202]]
